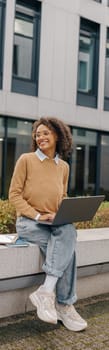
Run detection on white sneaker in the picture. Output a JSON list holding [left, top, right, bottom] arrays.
[[29, 286, 57, 324], [56, 302, 87, 331]]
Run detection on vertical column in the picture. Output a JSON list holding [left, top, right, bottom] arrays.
[[3, 0, 16, 91], [97, 24, 107, 110]]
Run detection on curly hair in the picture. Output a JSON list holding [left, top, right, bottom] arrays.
[[31, 117, 73, 160]]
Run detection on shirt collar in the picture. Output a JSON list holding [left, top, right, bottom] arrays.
[[35, 148, 59, 164]]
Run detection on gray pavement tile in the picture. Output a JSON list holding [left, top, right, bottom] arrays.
[[0, 293, 109, 350]]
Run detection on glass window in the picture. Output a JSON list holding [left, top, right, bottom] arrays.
[[0, 0, 6, 89], [88, 146, 96, 183], [69, 128, 97, 196], [0, 117, 34, 198], [0, 117, 4, 196], [6, 118, 33, 197], [15, 18, 33, 37], [77, 129, 86, 137], [100, 135, 109, 199], [78, 35, 95, 93], [2, 118, 17, 128], [12, 0, 41, 96], [13, 16, 33, 79], [78, 60, 87, 91], [104, 28, 109, 110], [77, 18, 100, 108]]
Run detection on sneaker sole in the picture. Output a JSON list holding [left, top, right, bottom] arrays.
[[29, 294, 57, 324], [57, 313, 87, 331]]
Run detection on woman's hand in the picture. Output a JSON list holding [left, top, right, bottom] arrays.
[[39, 213, 56, 222]]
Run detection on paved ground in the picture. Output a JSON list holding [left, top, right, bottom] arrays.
[[0, 293, 109, 350]]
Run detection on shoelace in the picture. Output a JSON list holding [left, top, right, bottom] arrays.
[[41, 295, 55, 309], [60, 305, 82, 320]]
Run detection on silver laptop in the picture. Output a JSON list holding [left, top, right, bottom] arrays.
[[38, 195, 105, 226]]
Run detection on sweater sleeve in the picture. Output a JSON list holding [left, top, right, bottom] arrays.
[[63, 162, 69, 198], [9, 154, 39, 219]]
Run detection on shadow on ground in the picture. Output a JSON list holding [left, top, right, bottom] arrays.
[[0, 293, 109, 350]]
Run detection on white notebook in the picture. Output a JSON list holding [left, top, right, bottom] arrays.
[[0, 233, 18, 245]]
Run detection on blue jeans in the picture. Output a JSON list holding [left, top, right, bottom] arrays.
[[16, 216, 77, 305]]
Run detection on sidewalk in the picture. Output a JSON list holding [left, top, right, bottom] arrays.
[[0, 293, 109, 350]]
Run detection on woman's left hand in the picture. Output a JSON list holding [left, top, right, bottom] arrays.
[[46, 213, 56, 222], [39, 212, 56, 222]]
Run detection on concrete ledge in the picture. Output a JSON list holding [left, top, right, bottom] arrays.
[[1, 228, 109, 279], [77, 228, 109, 266], [0, 228, 109, 318], [0, 243, 43, 279]]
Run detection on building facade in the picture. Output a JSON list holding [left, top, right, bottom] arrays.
[[0, 0, 109, 198]]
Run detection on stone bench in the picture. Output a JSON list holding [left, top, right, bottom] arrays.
[[0, 228, 109, 318]]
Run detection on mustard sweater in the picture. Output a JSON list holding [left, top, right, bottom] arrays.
[[9, 152, 69, 219]]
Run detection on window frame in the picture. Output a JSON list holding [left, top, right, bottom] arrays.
[[77, 17, 100, 108], [12, 0, 41, 96], [0, 0, 6, 89], [104, 27, 109, 110]]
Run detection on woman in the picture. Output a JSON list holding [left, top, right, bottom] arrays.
[[9, 117, 87, 331]]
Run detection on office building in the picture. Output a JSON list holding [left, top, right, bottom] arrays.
[[0, 0, 109, 198]]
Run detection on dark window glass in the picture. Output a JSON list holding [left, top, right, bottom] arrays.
[[104, 28, 109, 110], [77, 129, 86, 137], [13, 17, 33, 79], [88, 146, 97, 183], [0, 0, 6, 89], [12, 0, 41, 96], [75, 144, 85, 195], [77, 18, 100, 108], [2, 118, 17, 128], [0, 117, 33, 198], [100, 135, 109, 199], [69, 129, 97, 196], [0, 117, 4, 195], [5, 118, 32, 197], [93, 0, 101, 3]]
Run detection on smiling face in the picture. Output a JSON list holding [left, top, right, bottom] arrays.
[[35, 124, 58, 158]]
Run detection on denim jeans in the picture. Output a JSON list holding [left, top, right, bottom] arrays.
[[16, 216, 77, 305]]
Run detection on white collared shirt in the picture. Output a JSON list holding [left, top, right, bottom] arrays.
[[35, 148, 59, 164]]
